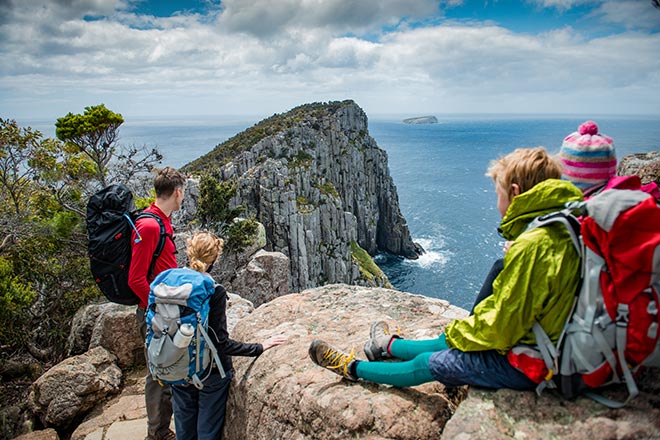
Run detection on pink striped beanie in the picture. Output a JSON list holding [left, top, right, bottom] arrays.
[[559, 121, 616, 191]]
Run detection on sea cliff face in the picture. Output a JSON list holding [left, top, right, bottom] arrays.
[[184, 101, 421, 292]]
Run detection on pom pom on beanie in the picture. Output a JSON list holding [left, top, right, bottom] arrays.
[[559, 121, 616, 191], [578, 121, 599, 136]]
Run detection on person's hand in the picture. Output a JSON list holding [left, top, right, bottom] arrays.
[[503, 240, 513, 254], [261, 334, 288, 350]]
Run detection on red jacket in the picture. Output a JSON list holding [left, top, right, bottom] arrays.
[[127, 204, 177, 308]]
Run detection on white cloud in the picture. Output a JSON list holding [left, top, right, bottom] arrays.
[[595, 0, 660, 31], [0, 0, 659, 119], [529, 0, 660, 30], [217, 0, 441, 37], [528, 0, 595, 11]]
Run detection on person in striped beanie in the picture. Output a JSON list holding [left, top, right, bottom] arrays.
[[559, 120, 617, 192]]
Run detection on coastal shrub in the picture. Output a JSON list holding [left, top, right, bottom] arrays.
[[197, 174, 260, 252], [197, 174, 245, 229], [287, 150, 314, 169], [0, 109, 159, 361], [224, 218, 259, 253], [318, 181, 339, 199], [350, 241, 392, 289], [0, 257, 35, 348], [182, 100, 355, 174]]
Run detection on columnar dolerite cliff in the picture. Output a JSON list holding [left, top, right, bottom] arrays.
[[183, 100, 422, 292]]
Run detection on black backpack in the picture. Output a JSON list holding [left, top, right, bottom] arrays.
[[86, 183, 167, 305]]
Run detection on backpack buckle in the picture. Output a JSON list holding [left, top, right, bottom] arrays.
[[616, 304, 630, 327]]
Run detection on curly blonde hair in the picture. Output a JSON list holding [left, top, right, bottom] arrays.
[[186, 231, 224, 273], [486, 147, 562, 199]]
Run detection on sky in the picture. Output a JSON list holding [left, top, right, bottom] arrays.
[[1, 0, 660, 121]]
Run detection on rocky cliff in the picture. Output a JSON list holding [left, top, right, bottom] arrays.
[[183, 101, 422, 292]]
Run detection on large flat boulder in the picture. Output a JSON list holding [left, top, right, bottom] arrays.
[[225, 284, 467, 440], [225, 284, 660, 439]]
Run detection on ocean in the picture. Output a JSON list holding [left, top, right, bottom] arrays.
[[24, 114, 660, 310]]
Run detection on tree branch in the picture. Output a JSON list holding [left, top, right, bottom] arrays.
[[0, 234, 14, 253]]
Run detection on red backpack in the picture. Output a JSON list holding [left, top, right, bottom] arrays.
[[508, 187, 660, 407]]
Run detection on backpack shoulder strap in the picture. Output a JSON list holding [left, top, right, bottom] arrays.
[[526, 209, 584, 394], [526, 209, 582, 257], [136, 212, 168, 280]]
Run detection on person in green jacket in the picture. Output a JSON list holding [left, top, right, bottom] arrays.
[[309, 147, 583, 389]]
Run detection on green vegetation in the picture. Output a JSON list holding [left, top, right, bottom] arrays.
[[55, 104, 124, 187], [197, 174, 244, 229], [197, 174, 260, 252], [182, 100, 355, 174], [287, 150, 314, 169], [296, 195, 315, 214], [224, 217, 259, 253], [0, 107, 160, 361], [0, 257, 35, 348], [318, 181, 339, 199], [350, 241, 392, 288]]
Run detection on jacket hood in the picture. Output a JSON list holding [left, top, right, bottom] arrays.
[[499, 179, 583, 240]]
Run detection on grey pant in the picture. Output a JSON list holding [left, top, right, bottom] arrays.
[[137, 307, 173, 438]]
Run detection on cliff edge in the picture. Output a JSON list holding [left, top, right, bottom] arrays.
[[183, 100, 422, 292]]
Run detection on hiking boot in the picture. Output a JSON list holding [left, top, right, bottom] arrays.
[[308, 339, 358, 381], [363, 320, 401, 361], [147, 430, 176, 440]]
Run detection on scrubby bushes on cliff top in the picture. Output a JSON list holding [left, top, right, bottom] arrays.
[[182, 100, 353, 174], [0, 106, 161, 361]]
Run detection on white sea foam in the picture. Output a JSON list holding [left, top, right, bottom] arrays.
[[415, 249, 449, 268], [412, 237, 451, 268]]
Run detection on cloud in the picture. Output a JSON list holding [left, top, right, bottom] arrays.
[[528, 0, 595, 11], [529, 0, 660, 30], [594, 0, 660, 30], [0, 0, 659, 118], [217, 0, 441, 38]]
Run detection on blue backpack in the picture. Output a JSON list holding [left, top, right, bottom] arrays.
[[146, 268, 225, 389]]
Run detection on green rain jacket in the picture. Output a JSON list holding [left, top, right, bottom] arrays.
[[445, 179, 583, 354]]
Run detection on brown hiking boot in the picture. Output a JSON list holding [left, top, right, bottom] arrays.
[[308, 339, 358, 381], [363, 320, 401, 361]]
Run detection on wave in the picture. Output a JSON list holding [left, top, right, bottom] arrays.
[[410, 237, 451, 269]]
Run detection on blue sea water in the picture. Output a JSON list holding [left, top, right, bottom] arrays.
[[369, 116, 660, 309], [24, 114, 660, 309]]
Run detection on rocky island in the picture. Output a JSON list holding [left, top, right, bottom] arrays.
[[403, 115, 438, 124]]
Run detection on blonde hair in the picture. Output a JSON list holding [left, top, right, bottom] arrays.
[[486, 147, 562, 198], [186, 231, 224, 273]]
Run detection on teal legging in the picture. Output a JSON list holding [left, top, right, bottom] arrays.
[[355, 334, 448, 387]]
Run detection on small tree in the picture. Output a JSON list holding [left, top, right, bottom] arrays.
[[31, 104, 161, 216], [55, 104, 124, 187], [198, 174, 245, 229], [197, 174, 258, 252], [0, 119, 44, 216]]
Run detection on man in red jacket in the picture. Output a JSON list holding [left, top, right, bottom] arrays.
[[128, 166, 186, 440]]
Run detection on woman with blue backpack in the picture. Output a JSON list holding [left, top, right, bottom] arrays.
[[164, 231, 287, 440]]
